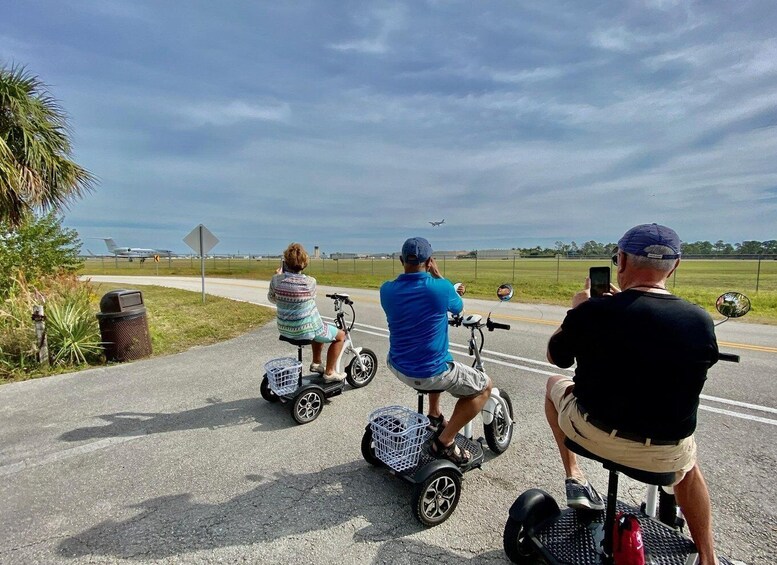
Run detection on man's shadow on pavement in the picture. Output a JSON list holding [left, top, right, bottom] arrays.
[[58, 461, 426, 560], [59, 397, 294, 442]]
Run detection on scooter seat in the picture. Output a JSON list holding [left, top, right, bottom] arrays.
[[565, 438, 675, 487], [279, 335, 314, 347]]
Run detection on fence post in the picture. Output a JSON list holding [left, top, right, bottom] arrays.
[[32, 305, 49, 366], [353, 257, 357, 274], [512, 255, 516, 283], [393, 256, 395, 275], [443, 255, 446, 277], [556, 254, 560, 283], [475, 253, 478, 280], [756, 256, 762, 293]]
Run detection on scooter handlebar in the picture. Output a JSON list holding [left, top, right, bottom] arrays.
[[487, 319, 510, 331], [718, 352, 740, 363]]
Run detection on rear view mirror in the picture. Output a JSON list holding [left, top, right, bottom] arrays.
[[715, 292, 751, 319], [497, 284, 514, 302]]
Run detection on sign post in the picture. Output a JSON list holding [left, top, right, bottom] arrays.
[[183, 224, 219, 303]]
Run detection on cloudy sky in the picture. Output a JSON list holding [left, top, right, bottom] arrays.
[[2, 1, 776, 254]]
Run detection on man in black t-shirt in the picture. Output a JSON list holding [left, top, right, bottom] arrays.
[[545, 223, 720, 565]]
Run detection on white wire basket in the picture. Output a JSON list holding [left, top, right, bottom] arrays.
[[369, 406, 430, 472], [264, 357, 302, 396]]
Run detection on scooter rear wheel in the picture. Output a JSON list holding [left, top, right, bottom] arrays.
[[291, 389, 324, 424], [360, 426, 381, 466], [260, 375, 279, 403], [503, 490, 559, 563], [484, 390, 514, 454], [412, 468, 462, 527]]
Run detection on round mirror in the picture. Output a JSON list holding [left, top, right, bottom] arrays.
[[453, 282, 465, 296], [715, 292, 751, 318], [497, 283, 514, 302]]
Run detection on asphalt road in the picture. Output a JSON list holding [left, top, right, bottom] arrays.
[[1, 275, 775, 564]]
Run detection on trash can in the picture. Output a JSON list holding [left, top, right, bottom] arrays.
[[97, 289, 152, 362]]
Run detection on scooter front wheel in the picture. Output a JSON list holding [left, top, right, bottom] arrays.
[[412, 468, 462, 527], [484, 390, 514, 454], [346, 348, 378, 388], [260, 375, 279, 403]]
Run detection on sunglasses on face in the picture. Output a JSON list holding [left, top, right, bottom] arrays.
[[611, 253, 619, 265]]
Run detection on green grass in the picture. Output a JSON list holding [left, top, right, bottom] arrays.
[[82, 256, 777, 324]]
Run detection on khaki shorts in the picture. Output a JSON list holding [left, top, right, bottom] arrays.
[[388, 359, 490, 398], [550, 377, 696, 485]]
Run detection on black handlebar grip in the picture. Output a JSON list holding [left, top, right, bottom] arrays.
[[488, 320, 511, 331], [325, 294, 334, 298], [718, 352, 740, 363]]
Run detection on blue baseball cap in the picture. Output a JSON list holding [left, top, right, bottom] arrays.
[[401, 237, 433, 265], [618, 223, 681, 259]]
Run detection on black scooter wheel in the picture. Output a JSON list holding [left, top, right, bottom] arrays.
[[412, 468, 462, 527], [346, 348, 378, 388], [260, 375, 279, 403], [360, 426, 381, 466], [291, 389, 324, 424], [484, 390, 514, 454], [503, 490, 559, 563], [503, 517, 537, 563]]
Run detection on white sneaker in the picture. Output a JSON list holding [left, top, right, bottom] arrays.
[[309, 363, 325, 374], [323, 371, 346, 383]]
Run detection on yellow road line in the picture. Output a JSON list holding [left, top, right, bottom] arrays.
[[717, 341, 777, 353]]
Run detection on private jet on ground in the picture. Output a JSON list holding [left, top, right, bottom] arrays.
[[429, 219, 445, 227], [100, 238, 173, 262]]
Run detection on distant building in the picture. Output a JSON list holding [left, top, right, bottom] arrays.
[[313, 246, 320, 259], [476, 248, 519, 259], [329, 252, 368, 260]]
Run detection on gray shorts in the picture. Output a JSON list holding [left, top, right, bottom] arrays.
[[388, 358, 490, 398]]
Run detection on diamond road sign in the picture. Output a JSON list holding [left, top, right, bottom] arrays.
[[184, 224, 219, 255]]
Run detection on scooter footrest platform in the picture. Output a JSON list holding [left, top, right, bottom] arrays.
[[535, 501, 696, 564], [415, 434, 485, 471]]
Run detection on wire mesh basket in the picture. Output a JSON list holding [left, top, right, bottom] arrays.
[[264, 357, 302, 396], [369, 406, 430, 472]]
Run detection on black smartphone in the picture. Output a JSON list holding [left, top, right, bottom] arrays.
[[589, 266, 610, 297]]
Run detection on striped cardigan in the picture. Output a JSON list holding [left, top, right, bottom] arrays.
[[267, 272, 327, 340]]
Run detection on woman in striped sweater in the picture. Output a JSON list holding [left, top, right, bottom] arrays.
[[268, 243, 346, 382]]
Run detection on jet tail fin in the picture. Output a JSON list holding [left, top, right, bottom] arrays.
[[102, 238, 118, 252]]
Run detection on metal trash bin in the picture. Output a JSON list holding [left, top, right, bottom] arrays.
[[97, 289, 152, 362]]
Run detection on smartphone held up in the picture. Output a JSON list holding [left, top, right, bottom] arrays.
[[589, 266, 610, 297]]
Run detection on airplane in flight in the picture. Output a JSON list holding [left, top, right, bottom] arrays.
[[100, 238, 174, 262], [429, 219, 445, 227]]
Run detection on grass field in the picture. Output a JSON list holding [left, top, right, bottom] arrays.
[[81, 256, 777, 323]]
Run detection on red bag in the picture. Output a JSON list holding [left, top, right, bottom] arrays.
[[613, 512, 646, 565]]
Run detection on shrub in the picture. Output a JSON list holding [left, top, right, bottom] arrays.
[[0, 275, 102, 380]]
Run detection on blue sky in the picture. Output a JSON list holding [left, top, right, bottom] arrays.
[[2, 1, 776, 255]]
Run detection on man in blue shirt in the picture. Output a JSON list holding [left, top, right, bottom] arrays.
[[380, 237, 492, 466]]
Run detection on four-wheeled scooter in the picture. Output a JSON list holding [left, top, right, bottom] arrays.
[[502, 292, 751, 565], [261, 292, 378, 424], [361, 284, 516, 526]]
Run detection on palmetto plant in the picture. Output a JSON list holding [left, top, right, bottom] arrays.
[[0, 65, 96, 227], [45, 300, 102, 365]]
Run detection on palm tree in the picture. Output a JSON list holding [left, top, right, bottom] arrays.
[[0, 65, 96, 227]]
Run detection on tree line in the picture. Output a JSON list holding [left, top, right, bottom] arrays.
[[513, 239, 777, 257]]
